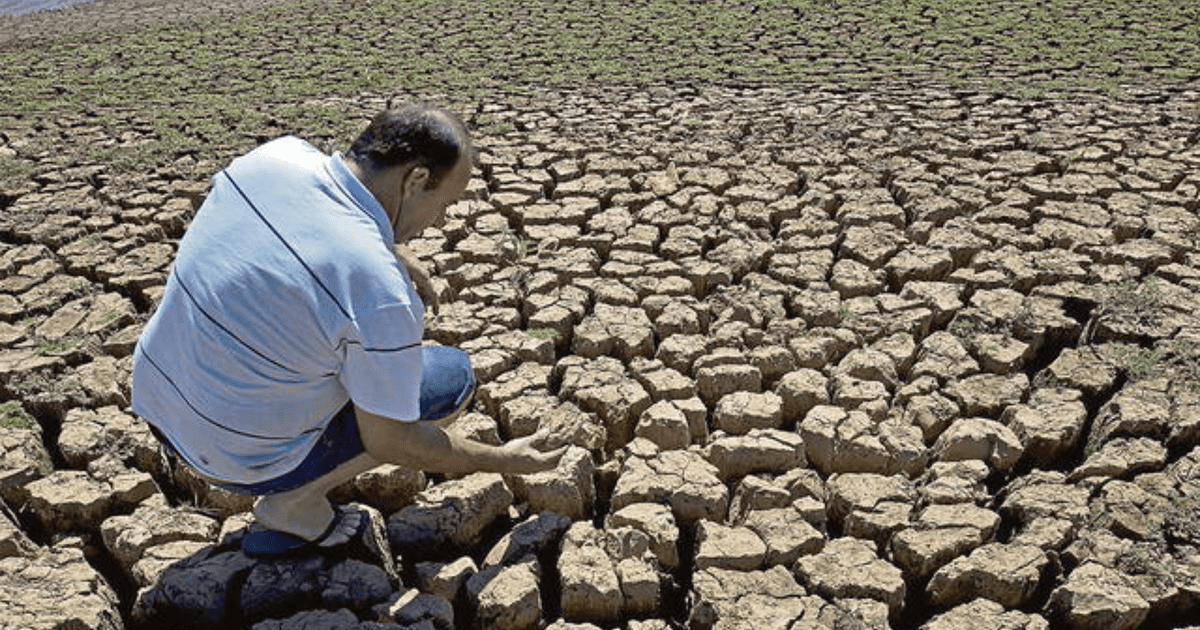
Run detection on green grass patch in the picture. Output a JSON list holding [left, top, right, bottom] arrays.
[[0, 400, 37, 431], [1, 0, 1197, 181]]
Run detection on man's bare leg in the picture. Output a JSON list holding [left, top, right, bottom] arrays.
[[252, 452, 379, 542]]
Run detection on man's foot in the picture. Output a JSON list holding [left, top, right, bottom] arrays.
[[242, 505, 365, 558]]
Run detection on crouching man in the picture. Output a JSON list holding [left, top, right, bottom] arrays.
[[132, 104, 564, 557]]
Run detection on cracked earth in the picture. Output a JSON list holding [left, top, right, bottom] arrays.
[[2, 41, 1200, 630]]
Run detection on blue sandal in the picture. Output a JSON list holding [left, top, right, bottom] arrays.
[[241, 506, 365, 558]]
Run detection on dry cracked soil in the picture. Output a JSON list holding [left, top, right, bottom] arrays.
[[2, 2, 1200, 630]]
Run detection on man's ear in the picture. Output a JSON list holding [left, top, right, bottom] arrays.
[[401, 166, 430, 198]]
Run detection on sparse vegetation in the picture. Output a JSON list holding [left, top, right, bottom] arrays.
[[0, 400, 37, 431]]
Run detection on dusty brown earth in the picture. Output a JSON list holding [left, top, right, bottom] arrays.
[[3, 3, 1200, 630]]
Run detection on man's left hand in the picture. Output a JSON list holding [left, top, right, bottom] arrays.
[[394, 244, 439, 314]]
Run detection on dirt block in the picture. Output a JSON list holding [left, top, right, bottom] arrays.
[[387, 473, 514, 560], [933, 417, 1023, 471], [351, 463, 426, 514], [795, 537, 906, 618], [928, 543, 1048, 608], [100, 500, 219, 577], [1003, 387, 1088, 465], [1050, 561, 1150, 630], [634, 400, 692, 451], [712, 391, 783, 435], [742, 507, 824, 566], [774, 369, 830, 426], [1069, 437, 1168, 482], [557, 356, 652, 452], [705, 429, 805, 481], [415, 557, 477, 604], [946, 373, 1029, 417], [506, 446, 594, 520], [920, 598, 1049, 630], [696, 364, 762, 407], [606, 502, 680, 570], [689, 566, 814, 630], [467, 557, 542, 630], [610, 445, 728, 524], [911, 332, 979, 382], [571, 303, 655, 362], [558, 522, 622, 623], [0, 547, 121, 630], [801, 405, 925, 476], [828, 473, 916, 545]]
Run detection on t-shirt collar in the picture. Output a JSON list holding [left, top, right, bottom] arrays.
[[325, 151, 394, 243]]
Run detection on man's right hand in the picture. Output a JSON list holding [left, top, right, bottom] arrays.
[[497, 431, 569, 474], [357, 406, 568, 476]]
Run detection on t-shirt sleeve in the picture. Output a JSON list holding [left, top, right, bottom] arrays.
[[339, 301, 424, 421]]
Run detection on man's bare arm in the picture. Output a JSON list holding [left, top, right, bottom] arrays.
[[355, 406, 565, 475]]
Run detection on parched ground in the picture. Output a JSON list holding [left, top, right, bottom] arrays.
[[2, 1, 1200, 630]]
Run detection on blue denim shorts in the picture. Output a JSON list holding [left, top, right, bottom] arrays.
[[152, 403, 364, 496]]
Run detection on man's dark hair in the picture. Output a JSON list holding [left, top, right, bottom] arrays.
[[347, 104, 471, 189]]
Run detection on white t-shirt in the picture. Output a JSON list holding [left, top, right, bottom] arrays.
[[132, 136, 423, 484]]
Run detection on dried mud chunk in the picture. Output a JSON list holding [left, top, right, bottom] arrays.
[[839, 224, 905, 268], [696, 364, 762, 407], [610, 445, 727, 523], [795, 537, 906, 618], [827, 473, 916, 545], [557, 356, 652, 452], [58, 405, 159, 473], [689, 566, 813, 630], [774, 368, 830, 425], [840, 345, 903, 387], [476, 363, 551, 417], [629, 357, 696, 401], [350, 463, 426, 514], [1087, 377, 1172, 449], [1049, 561, 1150, 630], [571, 299, 655, 359], [634, 400, 691, 451], [1069, 437, 1168, 483], [704, 239, 771, 281], [704, 429, 805, 481], [0, 547, 122, 630], [933, 417, 1023, 472], [920, 598, 1049, 630], [899, 392, 960, 443], [506, 446, 595, 520], [387, 473, 514, 560], [928, 542, 1048, 608], [100, 500, 219, 576], [830, 258, 885, 299], [0, 507, 37, 560], [1002, 387, 1088, 466], [801, 405, 925, 476], [1090, 479, 1170, 541], [886, 245, 954, 288], [1002, 471, 1091, 527], [607, 502, 680, 570], [694, 520, 766, 571], [1041, 346, 1120, 399], [415, 556, 476, 604], [557, 522, 621, 623], [711, 391, 782, 435], [890, 503, 1000, 579], [742, 506, 824, 566], [24, 469, 154, 534], [946, 373, 1029, 417], [0, 421, 51, 505], [911, 332, 978, 382]]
